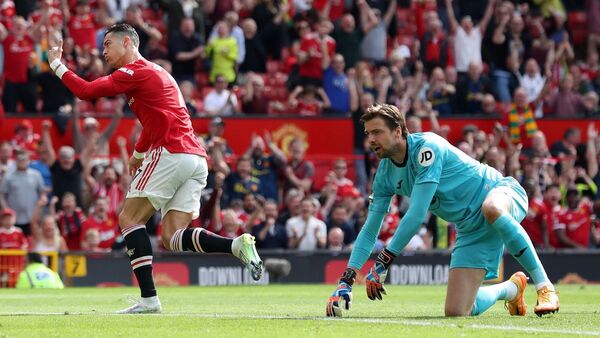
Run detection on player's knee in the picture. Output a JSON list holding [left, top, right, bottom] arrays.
[[481, 198, 506, 224]]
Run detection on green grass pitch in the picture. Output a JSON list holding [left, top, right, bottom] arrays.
[[0, 284, 599, 337]]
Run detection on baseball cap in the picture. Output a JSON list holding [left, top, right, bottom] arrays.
[[211, 117, 225, 126], [0, 208, 16, 217]]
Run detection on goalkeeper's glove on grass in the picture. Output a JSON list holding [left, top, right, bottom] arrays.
[[326, 268, 356, 317], [366, 248, 396, 301]]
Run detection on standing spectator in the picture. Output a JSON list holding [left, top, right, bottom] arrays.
[[203, 116, 233, 157], [83, 162, 128, 215], [202, 74, 240, 116], [66, 0, 100, 51], [445, 0, 494, 75], [420, 17, 450, 73], [242, 73, 272, 115], [326, 204, 356, 246], [223, 156, 262, 207], [543, 184, 563, 248], [504, 87, 540, 148], [554, 188, 593, 249], [283, 138, 315, 196], [427, 67, 456, 116], [210, 11, 245, 67], [72, 108, 122, 156], [179, 80, 199, 115], [519, 59, 546, 117], [205, 21, 238, 84], [0, 208, 27, 249], [544, 75, 585, 117], [550, 127, 580, 159], [251, 0, 288, 60], [332, 14, 361, 69], [0, 16, 42, 112], [169, 17, 203, 84], [251, 199, 287, 249], [322, 54, 359, 115], [521, 180, 550, 248], [0, 142, 15, 184], [11, 119, 41, 155], [456, 62, 495, 114], [0, 150, 45, 236], [244, 132, 286, 201], [55, 192, 86, 251], [276, 188, 303, 226], [81, 197, 119, 250], [297, 19, 336, 86], [239, 18, 266, 74], [358, 0, 396, 64], [121, 4, 163, 57], [286, 197, 326, 250], [30, 195, 68, 252], [157, 0, 205, 40]]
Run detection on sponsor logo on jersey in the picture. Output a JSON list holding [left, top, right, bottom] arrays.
[[418, 147, 435, 167]]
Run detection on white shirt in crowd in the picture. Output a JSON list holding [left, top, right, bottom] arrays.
[[520, 73, 546, 117], [453, 27, 482, 73], [286, 216, 327, 251], [203, 90, 238, 116]]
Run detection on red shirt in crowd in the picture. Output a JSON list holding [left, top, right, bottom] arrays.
[[68, 12, 99, 50], [0, 226, 28, 249], [57, 208, 86, 250], [61, 58, 206, 157], [0, 1, 15, 30], [298, 33, 335, 80], [81, 212, 119, 249], [521, 198, 548, 247], [31, 7, 63, 26], [296, 99, 321, 116], [543, 200, 563, 248], [93, 183, 125, 216], [313, 0, 344, 22], [554, 201, 592, 248], [2, 34, 34, 83]]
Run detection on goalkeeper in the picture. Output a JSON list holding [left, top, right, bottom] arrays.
[[326, 104, 558, 318]]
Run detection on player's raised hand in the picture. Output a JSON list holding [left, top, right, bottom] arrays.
[[48, 38, 64, 66], [365, 249, 396, 301], [326, 268, 356, 317]]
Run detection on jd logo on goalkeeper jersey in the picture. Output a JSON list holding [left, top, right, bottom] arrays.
[[418, 147, 435, 167]]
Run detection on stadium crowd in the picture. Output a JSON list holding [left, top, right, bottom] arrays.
[[1, 0, 600, 256]]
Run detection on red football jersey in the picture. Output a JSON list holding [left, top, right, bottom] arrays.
[[299, 33, 335, 80], [81, 213, 119, 249], [61, 58, 207, 157], [554, 201, 592, 248], [543, 200, 563, 248], [2, 34, 34, 83], [68, 13, 98, 49], [0, 226, 28, 249], [57, 209, 86, 250], [522, 198, 548, 247]]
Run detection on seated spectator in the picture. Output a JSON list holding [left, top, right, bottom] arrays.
[[403, 227, 433, 251], [456, 62, 495, 114], [204, 117, 234, 157], [545, 74, 585, 117], [521, 180, 550, 249], [427, 67, 455, 116], [554, 188, 594, 249], [326, 204, 356, 246], [81, 228, 110, 252], [327, 227, 345, 252], [251, 199, 287, 249], [239, 18, 266, 74], [286, 197, 326, 250], [202, 74, 240, 116], [81, 197, 119, 250], [504, 87, 540, 148], [276, 188, 303, 226], [288, 85, 330, 116], [215, 208, 244, 239], [204, 21, 238, 84], [30, 195, 67, 252], [120, 4, 163, 57], [481, 94, 501, 116]]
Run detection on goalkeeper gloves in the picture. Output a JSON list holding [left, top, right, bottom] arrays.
[[366, 248, 396, 301], [326, 268, 356, 317]]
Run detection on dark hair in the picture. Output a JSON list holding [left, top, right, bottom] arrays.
[[104, 23, 140, 48], [27, 252, 43, 264], [360, 103, 408, 139], [563, 127, 580, 139]]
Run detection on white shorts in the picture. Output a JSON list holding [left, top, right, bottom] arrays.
[[127, 147, 208, 219]]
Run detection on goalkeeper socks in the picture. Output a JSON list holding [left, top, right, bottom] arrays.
[[170, 228, 233, 253], [490, 214, 551, 287], [470, 281, 517, 316], [122, 224, 156, 298]]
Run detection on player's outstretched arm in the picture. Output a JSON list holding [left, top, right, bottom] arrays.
[[48, 39, 120, 100], [365, 181, 438, 301]]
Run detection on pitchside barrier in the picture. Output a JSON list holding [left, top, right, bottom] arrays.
[[0, 250, 59, 288], [46, 250, 600, 287]]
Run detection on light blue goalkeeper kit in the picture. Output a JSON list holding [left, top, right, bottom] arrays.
[[349, 132, 550, 304]]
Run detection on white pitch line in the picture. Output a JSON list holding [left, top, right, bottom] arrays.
[[0, 312, 598, 336]]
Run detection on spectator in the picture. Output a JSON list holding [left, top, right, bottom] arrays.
[[519, 58, 546, 117], [456, 62, 495, 114], [251, 199, 287, 249], [427, 67, 456, 116], [169, 17, 203, 83], [288, 85, 331, 116], [223, 156, 262, 207], [420, 16, 450, 73], [504, 87, 540, 148], [210, 11, 245, 67], [11, 119, 41, 155], [327, 227, 345, 251], [251, 0, 288, 60], [0, 141, 15, 184], [0, 208, 28, 249], [276, 188, 303, 226], [358, 0, 396, 64], [55, 192, 86, 251], [322, 54, 359, 115], [297, 18, 336, 86], [521, 180, 550, 249], [545, 75, 585, 117], [244, 132, 285, 201], [554, 188, 593, 249], [332, 14, 361, 69], [0, 16, 42, 112], [179, 80, 199, 115], [239, 18, 266, 74], [283, 138, 315, 196], [80, 197, 119, 250], [120, 4, 162, 57], [83, 160, 129, 216], [286, 197, 326, 250], [326, 204, 356, 246], [30, 195, 67, 252], [81, 228, 110, 252], [66, 0, 101, 51], [204, 117, 234, 157], [543, 184, 564, 248], [550, 127, 580, 159], [242, 73, 272, 115], [204, 20, 238, 84], [0, 150, 46, 236], [481, 94, 501, 116], [213, 208, 244, 239], [157, 0, 205, 40], [72, 108, 122, 157], [445, 0, 494, 75], [202, 74, 240, 116]]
